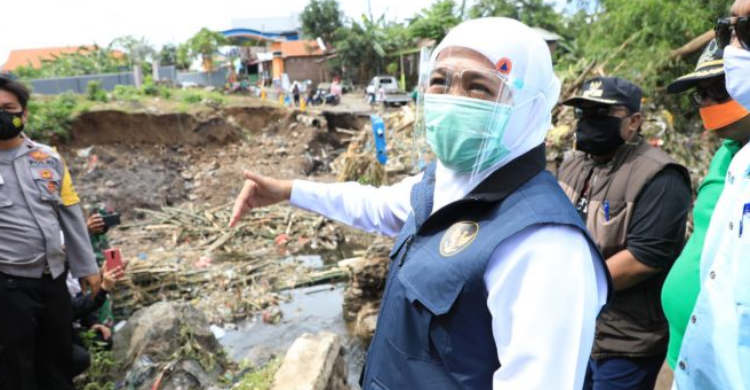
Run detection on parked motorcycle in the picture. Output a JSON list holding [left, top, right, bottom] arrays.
[[310, 88, 340, 106]]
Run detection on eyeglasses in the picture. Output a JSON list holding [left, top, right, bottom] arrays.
[[426, 64, 514, 103], [716, 16, 750, 50], [690, 80, 732, 107], [574, 105, 629, 119]]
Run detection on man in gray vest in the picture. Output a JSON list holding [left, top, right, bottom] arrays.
[[0, 77, 100, 390], [557, 77, 692, 390]]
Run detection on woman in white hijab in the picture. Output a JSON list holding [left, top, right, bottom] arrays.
[[231, 17, 610, 390]]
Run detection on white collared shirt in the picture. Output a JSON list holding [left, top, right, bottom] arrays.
[[290, 176, 608, 390], [674, 142, 750, 389]]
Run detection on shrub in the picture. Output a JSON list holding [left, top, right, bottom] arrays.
[[180, 92, 202, 104], [86, 81, 108, 102], [25, 93, 79, 142], [112, 85, 141, 101], [157, 86, 172, 99], [141, 77, 159, 96]]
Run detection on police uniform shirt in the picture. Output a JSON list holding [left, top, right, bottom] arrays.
[[290, 176, 609, 389], [0, 145, 48, 269], [0, 137, 98, 279]]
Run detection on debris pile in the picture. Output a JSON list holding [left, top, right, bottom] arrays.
[[113, 302, 226, 390], [331, 106, 422, 186], [114, 202, 349, 323], [271, 332, 349, 390], [339, 239, 392, 344]]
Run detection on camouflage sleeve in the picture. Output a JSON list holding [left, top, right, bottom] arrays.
[[60, 202, 99, 278]]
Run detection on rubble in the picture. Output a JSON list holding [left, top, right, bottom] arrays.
[[113, 302, 226, 390], [271, 332, 349, 390], [330, 105, 421, 186], [339, 239, 391, 344], [113, 202, 349, 323], [339, 256, 389, 323]]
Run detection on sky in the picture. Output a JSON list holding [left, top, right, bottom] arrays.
[[0, 0, 439, 67]]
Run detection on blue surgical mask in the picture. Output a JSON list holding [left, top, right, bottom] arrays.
[[724, 46, 750, 110], [424, 94, 511, 173]]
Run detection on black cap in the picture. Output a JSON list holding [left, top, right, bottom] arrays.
[[563, 76, 642, 113], [667, 39, 724, 94]]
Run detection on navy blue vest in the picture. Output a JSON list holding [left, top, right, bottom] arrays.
[[361, 145, 612, 390]]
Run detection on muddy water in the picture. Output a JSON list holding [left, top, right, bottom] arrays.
[[220, 258, 367, 388]]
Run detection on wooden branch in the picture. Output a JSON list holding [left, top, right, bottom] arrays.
[[671, 30, 716, 60]]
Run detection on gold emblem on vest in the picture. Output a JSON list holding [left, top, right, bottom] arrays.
[[439, 221, 479, 257]]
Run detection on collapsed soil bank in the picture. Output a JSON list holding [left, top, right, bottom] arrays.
[[69, 106, 288, 147], [61, 106, 350, 215]]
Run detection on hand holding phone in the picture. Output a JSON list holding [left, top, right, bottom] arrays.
[[101, 212, 121, 228], [104, 248, 124, 275]]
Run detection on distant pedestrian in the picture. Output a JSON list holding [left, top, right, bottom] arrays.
[[292, 83, 300, 107]]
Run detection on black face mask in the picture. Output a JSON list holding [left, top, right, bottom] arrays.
[[575, 116, 625, 156], [0, 110, 24, 141]]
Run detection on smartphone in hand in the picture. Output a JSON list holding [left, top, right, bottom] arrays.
[[101, 212, 121, 228], [103, 248, 123, 274]]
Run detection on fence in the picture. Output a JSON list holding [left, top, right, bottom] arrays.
[[28, 65, 229, 95], [175, 67, 229, 89]]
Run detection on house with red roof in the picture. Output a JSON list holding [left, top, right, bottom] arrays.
[[2, 46, 97, 72]]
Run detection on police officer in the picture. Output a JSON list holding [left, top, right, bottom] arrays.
[[557, 77, 692, 389], [0, 77, 100, 390], [231, 18, 611, 389]]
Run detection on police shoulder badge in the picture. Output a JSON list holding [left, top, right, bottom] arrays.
[[439, 221, 479, 257], [30, 150, 51, 162]]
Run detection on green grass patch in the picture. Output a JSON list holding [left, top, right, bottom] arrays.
[[231, 358, 281, 390], [26, 93, 80, 142]]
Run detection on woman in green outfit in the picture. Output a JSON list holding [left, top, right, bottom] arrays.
[[662, 39, 750, 369]]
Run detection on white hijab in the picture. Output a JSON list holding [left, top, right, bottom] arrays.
[[428, 17, 561, 212]]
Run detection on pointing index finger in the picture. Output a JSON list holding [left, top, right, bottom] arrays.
[[229, 177, 255, 227]]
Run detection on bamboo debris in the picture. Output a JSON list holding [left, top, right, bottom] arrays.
[[331, 105, 423, 185], [114, 202, 348, 323]]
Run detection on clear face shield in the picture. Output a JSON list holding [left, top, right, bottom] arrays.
[[415, 46, 537, 181]]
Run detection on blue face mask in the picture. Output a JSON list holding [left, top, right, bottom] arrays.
[[725, 46, 750, 110], [424, 94, 512, 173]]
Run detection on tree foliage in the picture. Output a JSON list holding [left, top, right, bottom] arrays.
[[110, 35, 155, 65], [158, 44, 178, 66], [300, 0, 344, 44], [332, 15, 410, 83], [408, 0, 464, 42], [187, 28, 228, 71], [574, 0, 731, 95], [469, 0, 566, 35], [13, 46, 129, 79], [175, 43, 193, 70]]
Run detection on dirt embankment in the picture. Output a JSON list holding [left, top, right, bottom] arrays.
[[61, 106, 345, 215], [69, 106, 286, 147]]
